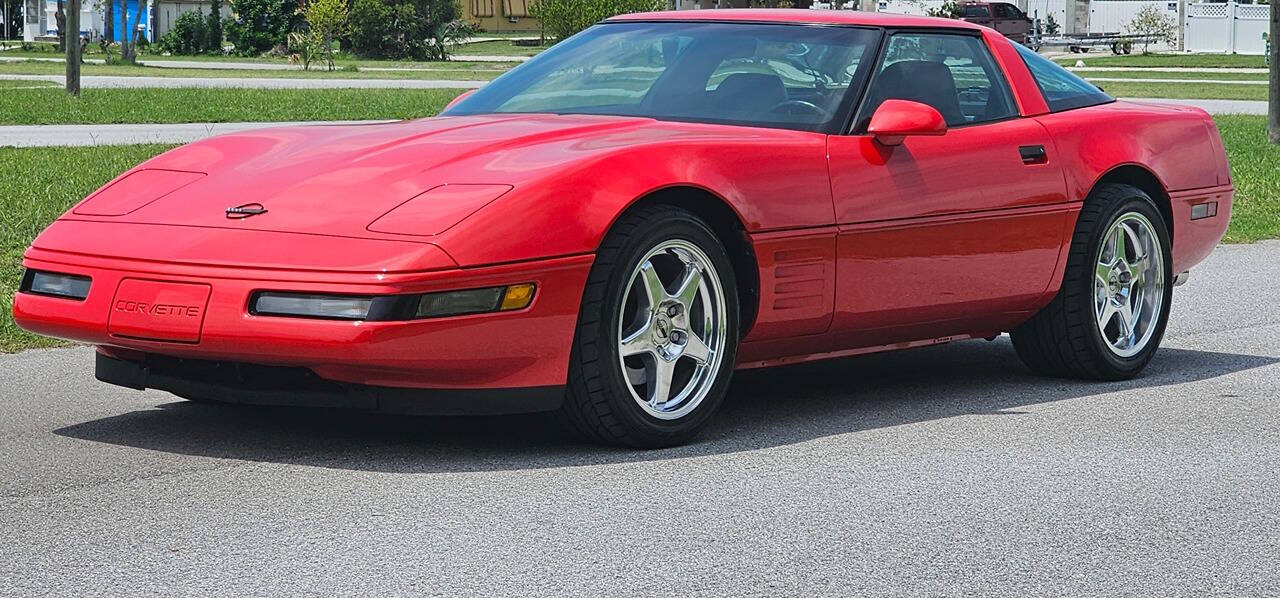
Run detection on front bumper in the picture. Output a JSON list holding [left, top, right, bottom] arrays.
[[14, 243, 593, 393], [96, 352, 565, 415]]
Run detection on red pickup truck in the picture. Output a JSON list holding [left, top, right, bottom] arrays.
[[959, 2, 1034, 44]]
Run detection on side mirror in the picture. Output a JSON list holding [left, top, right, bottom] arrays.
[[443, 89, 477, 112], [867, 99, 948, 147]]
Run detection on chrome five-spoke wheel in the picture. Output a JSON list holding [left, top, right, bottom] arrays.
[[562, 204, 739, 447], [1094, 212, 1165, 358], [618, 240, 728, 420], [1011, 184, 1172, 380]]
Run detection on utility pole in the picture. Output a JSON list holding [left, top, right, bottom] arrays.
[[64, 0, 79, 96], [1177, 0, 1186, 51], [1269, 0, 1278, 144]]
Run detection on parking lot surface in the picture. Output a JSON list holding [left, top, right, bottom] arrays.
[[2, 242, 1278, 595]]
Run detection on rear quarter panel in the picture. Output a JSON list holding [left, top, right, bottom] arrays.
[[1033, 100, 1232, 273]]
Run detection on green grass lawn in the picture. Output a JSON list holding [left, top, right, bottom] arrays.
[[0, 87, 466, 125], [1, 144, 177, 352], [1, 117, 1275, 353], [448, 39, 548, 57], [1215, 116, 1280, 243], [0, 60, 507, 81], [1096, 81, 1267, 101], [1054, 53, 1267, 69]]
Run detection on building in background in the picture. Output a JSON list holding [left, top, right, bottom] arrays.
[[463, 0, 540, 32]]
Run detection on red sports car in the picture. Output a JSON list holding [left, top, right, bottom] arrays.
[[14, 10, 1232, 447]]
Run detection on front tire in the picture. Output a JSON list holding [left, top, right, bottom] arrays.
[[1011, 184, 1172, 380], [560, 205, 739, 448]]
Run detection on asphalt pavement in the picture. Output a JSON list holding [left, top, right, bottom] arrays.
[[2, 241, 1278, 595]]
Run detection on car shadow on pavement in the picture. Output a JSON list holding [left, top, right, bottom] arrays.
[[53, 338, 1278, 473]]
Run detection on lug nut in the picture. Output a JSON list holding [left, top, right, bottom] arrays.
[[667, 304, 681, 317], [670, 330, 685, 343]]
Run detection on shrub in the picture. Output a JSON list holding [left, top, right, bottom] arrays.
[[158, 10, 208, 55], [348, 0, 465, 60], [300, 0, 347, 69], [1043, 13, 1061, 36], [528, 0, 663, 41], [926, 0, 962, 19], [226, 0, 300, 56], [206, 0, 225, 53], [1124, 4, 1176, 54]]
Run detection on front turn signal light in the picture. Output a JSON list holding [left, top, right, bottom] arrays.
[[500, 284, 536, 311]]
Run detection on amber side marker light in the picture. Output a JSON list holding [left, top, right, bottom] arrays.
[[500, 284, 536, 311]]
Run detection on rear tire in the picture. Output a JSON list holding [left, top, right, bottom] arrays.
[[559, 205, 739, 448], [1011, 183, 1172, 380]]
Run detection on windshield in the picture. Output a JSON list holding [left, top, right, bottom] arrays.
[[444, 22, 882, 133]]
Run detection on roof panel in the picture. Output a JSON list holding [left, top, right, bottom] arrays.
[[607, 8, 983, 30]]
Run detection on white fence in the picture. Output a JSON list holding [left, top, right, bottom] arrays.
[[878, 0, 1173, 37], [877, 0, 1272, 55], [1185, 2, 1271, 54]]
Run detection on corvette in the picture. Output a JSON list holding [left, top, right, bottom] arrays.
[[14, 10, 1231, 447]]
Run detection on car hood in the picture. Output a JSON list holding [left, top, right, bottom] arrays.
[[66, 114, 657, 241]]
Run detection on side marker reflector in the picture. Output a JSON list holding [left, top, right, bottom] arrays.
[[500, 284, 536, 311], [1190, 202, 1218, 220]]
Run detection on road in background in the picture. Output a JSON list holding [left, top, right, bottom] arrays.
[[0, 120, 396, 147]]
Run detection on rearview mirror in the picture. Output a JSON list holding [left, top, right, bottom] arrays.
[[867, 99, 947, 147]]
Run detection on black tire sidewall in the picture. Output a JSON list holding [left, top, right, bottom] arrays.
[[578, 210, 740, 442], [1079, 194, 1173, 377]]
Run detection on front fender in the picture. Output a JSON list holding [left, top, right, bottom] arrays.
[[434, 128, 833, 267]]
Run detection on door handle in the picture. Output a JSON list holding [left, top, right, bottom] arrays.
[[1019, 145, 1048, 165]]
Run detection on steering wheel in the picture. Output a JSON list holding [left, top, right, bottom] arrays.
[[767, 99, 828, 119]]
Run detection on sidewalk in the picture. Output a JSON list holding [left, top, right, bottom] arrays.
[[1123, 98, 1267, 115], [3, 99, 1264, 148], [0, 120, 394, 147], [0, 55, 530, 68], [0, 74, 484, 89], [1068, 66, 1269, 74], [1086, 77, 1268, 86]]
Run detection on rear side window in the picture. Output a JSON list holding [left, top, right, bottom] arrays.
[[1015, 43, 1114, 112], [961, 5, 991, 17]]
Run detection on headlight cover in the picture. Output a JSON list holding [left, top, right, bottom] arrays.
[[366, 184, 513, 237], [72, 169, 206, 217], [250, 284, 535, 321]]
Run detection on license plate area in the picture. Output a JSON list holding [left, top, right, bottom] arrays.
[[107, 279, 212, 343]]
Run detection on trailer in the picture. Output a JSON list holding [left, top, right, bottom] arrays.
[[1031, 32, 1159, 55]]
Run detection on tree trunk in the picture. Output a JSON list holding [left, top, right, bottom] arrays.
[[1269, 1, 1278, 144], [54, 0, 65, 50], [104, 0, 114, 44], [64, 0, 79, 95], [120, 0, 135, 63]]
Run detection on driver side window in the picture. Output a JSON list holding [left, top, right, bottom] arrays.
[[698, 39, 871, 127], [856, 33, 1017, 130]]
